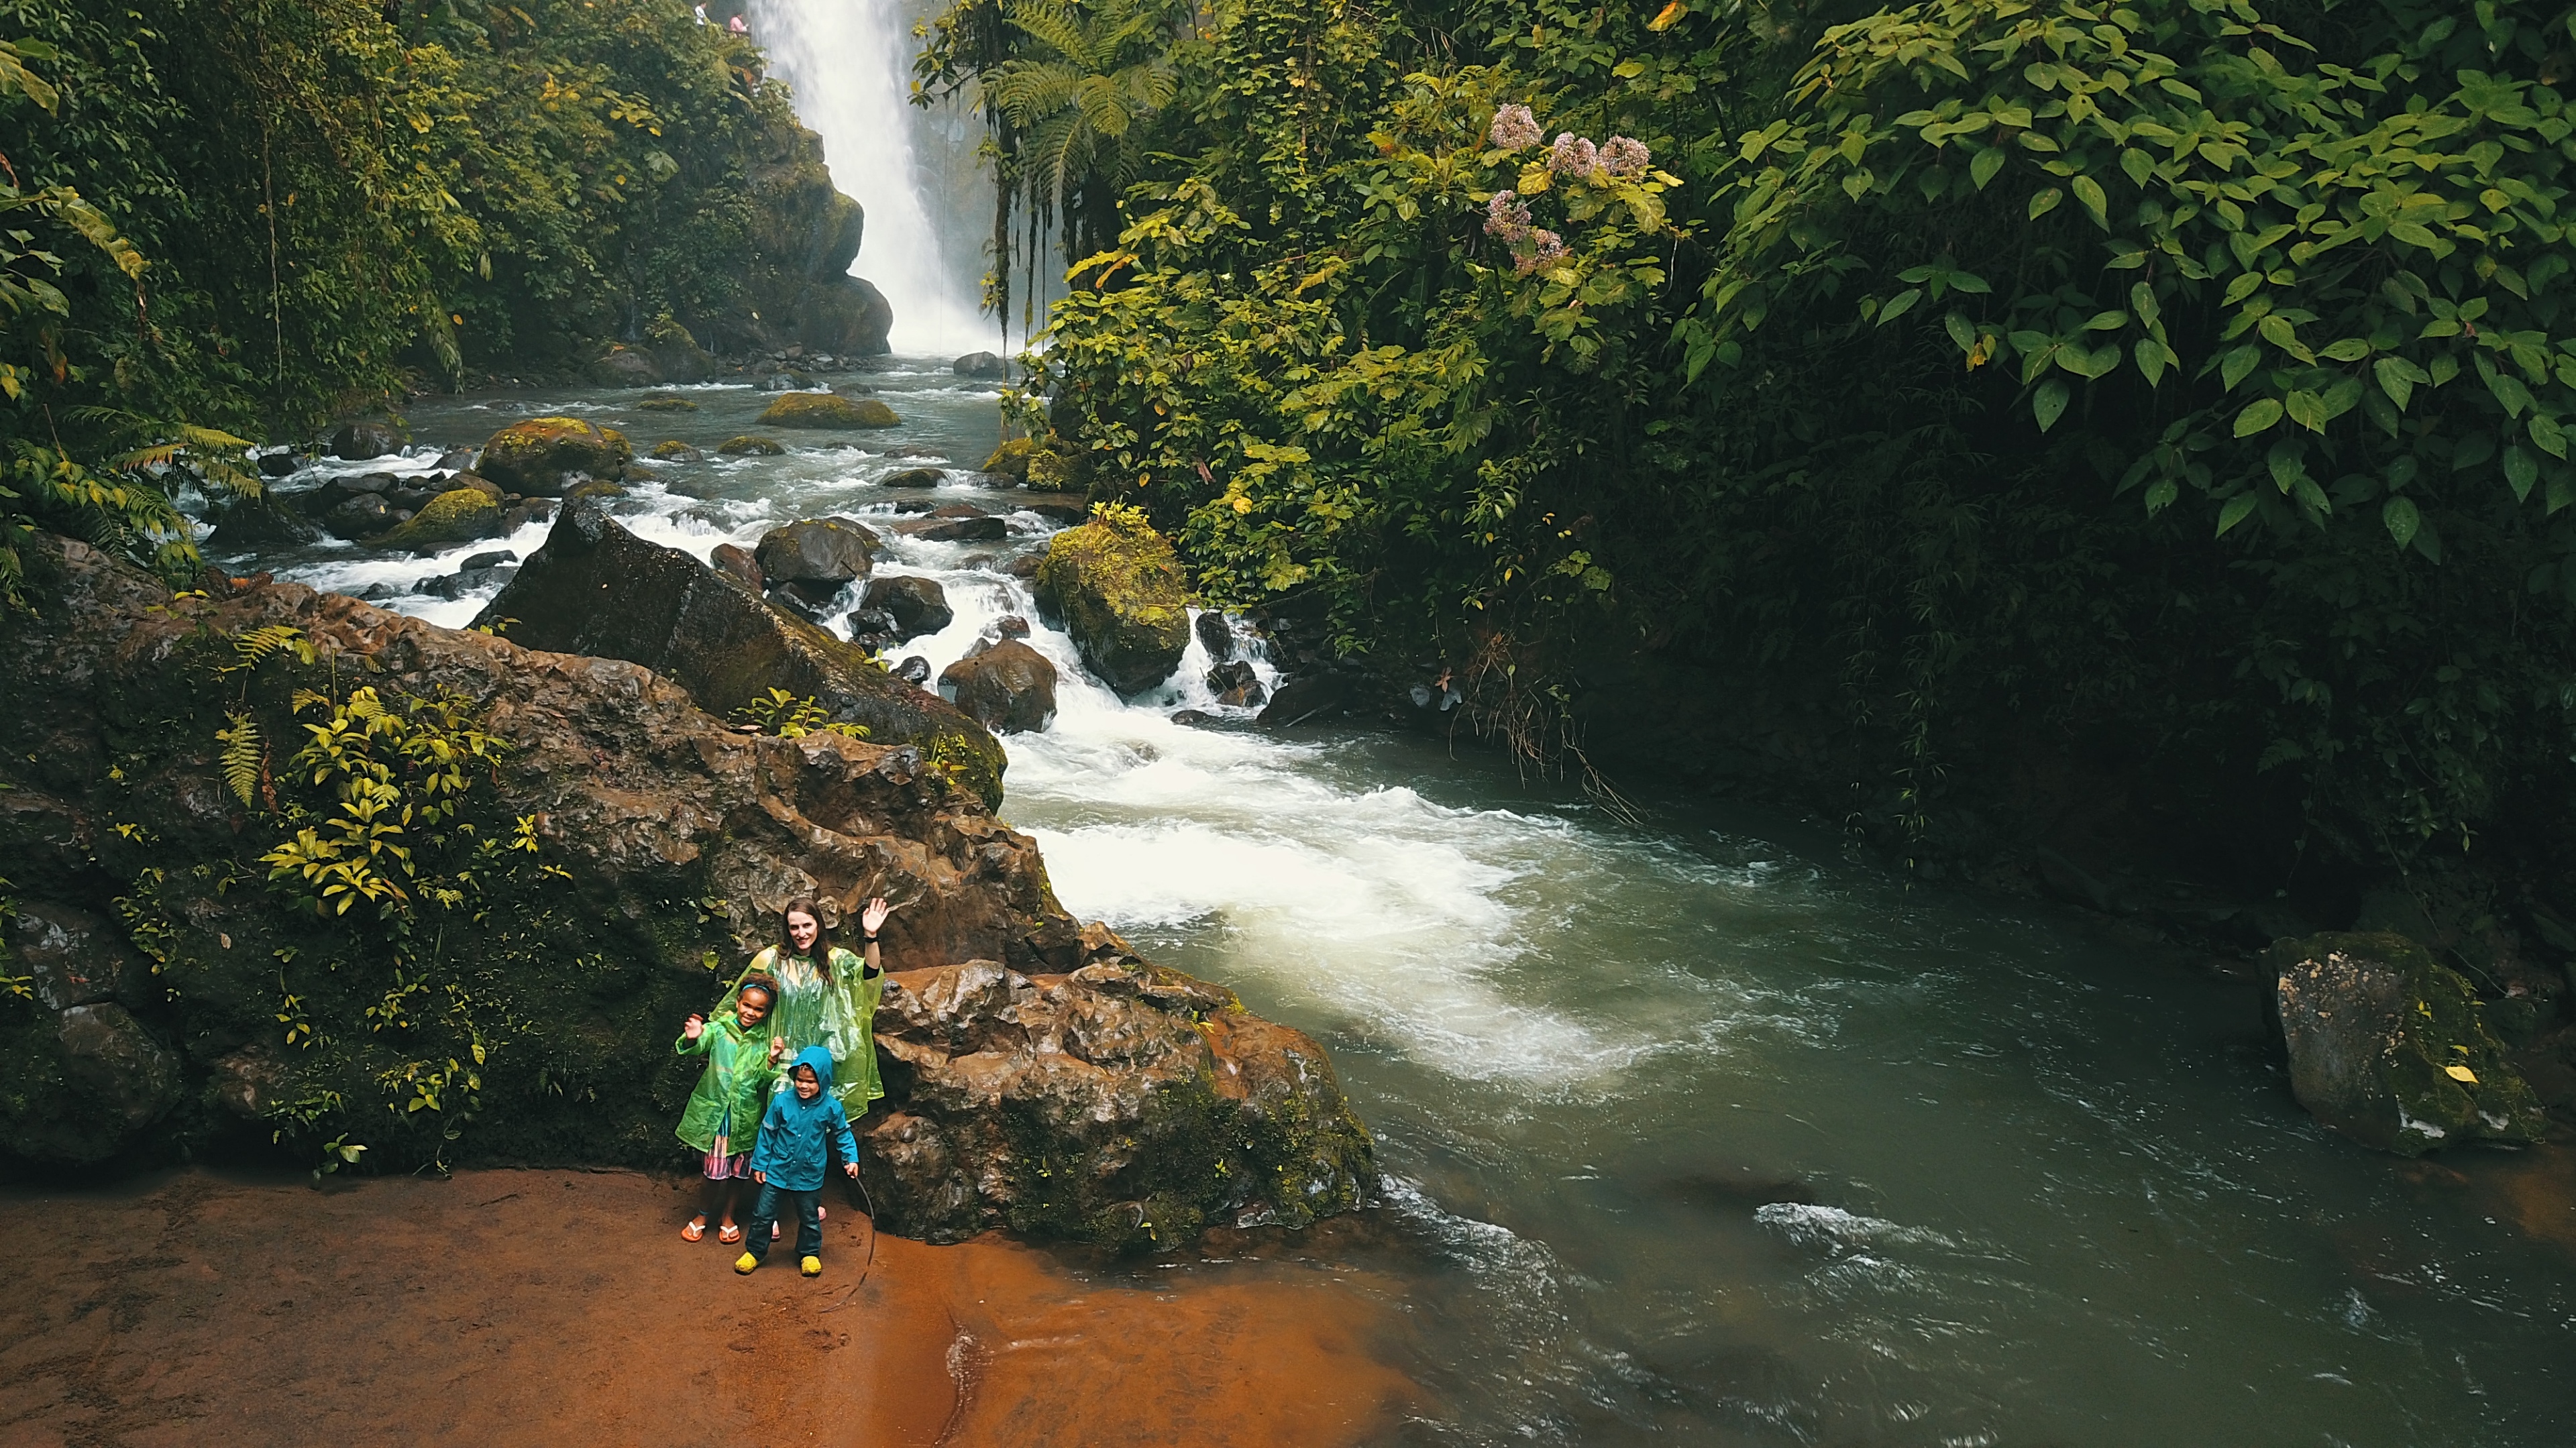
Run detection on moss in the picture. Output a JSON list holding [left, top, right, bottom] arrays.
[[649, 439, 702, 461], [716, 435, 786, 456], [755, 392, 900, 429], [982, 437, 1036, 482], [637, 394, 698, 412], [373, 488, 501, 553], [1034, 510, 1192, 694], [564, 480, 628, 502], [477, 416, 631, 494]]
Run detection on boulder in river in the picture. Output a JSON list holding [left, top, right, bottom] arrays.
[[1195, 610, 1235, 661], [2, 532, 1371, 1244], [863, 575, 954, 643], [717, 435, 786, 457], [321, 493, 399, 540], [865, 948, 1374, 1247], [208, 497, 324, 549], [637, 393, 698, 412], [2269, 932, 2548, 1155], [711, 542, 763, 593], [328, 419, 405, 461], [890, 514, 1008, 544], [470, 501, 1002, 807], [757, 392, 900, 430], [1207, 659, 1265, 709], [755, 517, 881, 606], [952, 351, 1008, 379], [939, 640, 1058, 734], [374, 487, 504, 555], [1035, 510, 1191, 695], [880, 466, 945, 489], [650, 439, 703, 462], [586, 346, 659, 388], [892, 655, 932, 686], [475, 416, 631, 497]]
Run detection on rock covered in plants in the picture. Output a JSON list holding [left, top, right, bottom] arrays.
[[939, 641, 1059, 734], [472, 502, 1001, 807], [373, 487, 504, 554], [474, 416, 632, 497], [0, 533, 1375, 1247], [755, 517, 881, 604], [755, 392, 900, 429], [1035, 507, 1192, 694], [863, 945, 1374, 1248], [650, 439, 703, 462], [2270, 932, 2548, 1155]]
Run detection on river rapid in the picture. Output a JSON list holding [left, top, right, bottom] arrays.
[[204, 369, 2576, 1446]]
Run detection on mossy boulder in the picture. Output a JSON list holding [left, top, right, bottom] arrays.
[[2269, 932, 2549, 1155], [475, 416, 631, 497], [982, 437, 1038, 482], [637, 394, 698, 412], [717, 435, 786, 456], [757, 392, 900, 429], [373, 487, 503, 555], [1035, 509, 1191, 694], [984, 435, 1089, 491], [650, 439, 703, 462]]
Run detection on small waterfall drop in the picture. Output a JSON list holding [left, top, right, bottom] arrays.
[[748, 0, 997, 355]]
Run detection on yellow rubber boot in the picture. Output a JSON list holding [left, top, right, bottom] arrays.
[[735, 1251, 759, 1275], [800, 1256, 822, 1277]]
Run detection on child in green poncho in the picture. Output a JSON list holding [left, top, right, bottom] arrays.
[[675, 975, 786, 1244]]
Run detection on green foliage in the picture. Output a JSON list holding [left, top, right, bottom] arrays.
[[930, 0, 2576, 883], [732, 687, 871, 740]]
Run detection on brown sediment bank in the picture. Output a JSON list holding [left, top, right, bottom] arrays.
[[0, 1168, 1422, 1447]]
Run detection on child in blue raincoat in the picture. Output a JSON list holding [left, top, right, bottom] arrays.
[[735, 1046, 860, 1278]]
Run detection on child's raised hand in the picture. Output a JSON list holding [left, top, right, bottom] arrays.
[[843, 1161, 860, 1179], [682, 1013, 705, 1041], [767, 1038, 788, 1063], [861, 896, 892, 936]]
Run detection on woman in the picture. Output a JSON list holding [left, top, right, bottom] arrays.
[[720, 895, 889, 1119]]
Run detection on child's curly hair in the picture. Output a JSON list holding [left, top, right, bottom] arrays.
[[733, 972, 780, 1011]]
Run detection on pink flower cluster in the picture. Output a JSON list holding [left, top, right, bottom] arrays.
[[1548, 133, 1598, 178], [1599, 135, 1651, 180], [1483, 190, 1567, 275], [1489, 103, 1541, 151]]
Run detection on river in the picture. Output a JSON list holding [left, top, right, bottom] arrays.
[[205, 368, 2576, 1446]]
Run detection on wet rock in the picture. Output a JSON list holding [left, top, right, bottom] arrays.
[[322, 493, 398, 540], [952, 351, 1008, 379], [208, 1047, 294, 1123], [1035, 512, 1190, 694], [475, 416, 631, 497], [1257, 673, 1352, 726], [755, 518, 881, 607], [1026, 501, 1088, 526], [1170, 709, 1214, 726], [433, 448, 478, 472], [1195, 611, 1236, 661], [329, 419, 405, 461], [881, 466, 945, 489], [5, 901, 140, 1010], [1206, 660, 1266, 709], [500, 499, 557, 533], [981, 437, 1038, 483], [446, 471, 504, 502], [637, 393, 699, 412], [58, 1003, 182, 1134], [256, 449, 305, 478], [2270, 932, 2549, 1155], [209, 498, 324, 549], [650, 439, 704, 462], [991, 614, 1030, 640], [588, 346, 660, 388], [710, 543, 763, 593], [564, 480, 628, 503], [863, 575, 953, 643], [470, 502, 1004, 806], [861, 955, 1375, 1248], [940, 640, 1059, 734], [843, 606, 901, 647], [755, 370, 820, 392], [665, 475, 721, 501], [892, 655, 932, 686], [757, 392, 900, 430], [375, 488, 505, 555], [460, 550, 517, 571], [1002, 553, 1044, 579], [892, 515, 1009, 543], [717, 435, 786, 457], [415, 563, 518, 601]]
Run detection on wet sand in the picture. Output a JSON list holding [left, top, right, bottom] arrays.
[[0, 1168, 1421, 1447]]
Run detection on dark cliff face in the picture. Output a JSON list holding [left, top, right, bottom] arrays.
[[0, 537, 1373, 1247], [698, 119, 892, 357]]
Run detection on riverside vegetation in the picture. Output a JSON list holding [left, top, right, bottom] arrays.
[[926, 0, 2576, 1026]]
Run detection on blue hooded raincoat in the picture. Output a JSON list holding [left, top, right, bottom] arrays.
[[749, 1046, 860, 1192]]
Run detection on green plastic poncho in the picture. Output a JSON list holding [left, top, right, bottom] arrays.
[[671, 1009, 778, 1155], [724, 944, 883, 1117]]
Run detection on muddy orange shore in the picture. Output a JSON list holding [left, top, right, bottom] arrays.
[[0, 1168, 1424, 1447]]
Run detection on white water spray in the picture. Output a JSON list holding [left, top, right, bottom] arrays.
[[748, 0, 997, 355]]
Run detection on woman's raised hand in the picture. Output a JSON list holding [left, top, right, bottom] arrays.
[[861, 896, 892, 936]]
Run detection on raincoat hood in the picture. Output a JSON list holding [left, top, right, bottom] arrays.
[[790, 1045, 835, 1093]]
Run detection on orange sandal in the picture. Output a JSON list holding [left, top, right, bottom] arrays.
[[681, 1219, 708, 1243], [718, 1223, 743, 1244]]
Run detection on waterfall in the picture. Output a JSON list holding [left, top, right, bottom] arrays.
[[747, 0, 998, 357]]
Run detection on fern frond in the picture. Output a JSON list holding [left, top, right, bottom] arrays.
[[219, 712, 263, 809], [227, 624, 315, 673]]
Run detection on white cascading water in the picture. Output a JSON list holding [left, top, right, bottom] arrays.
[[747, 0, 999, 355]]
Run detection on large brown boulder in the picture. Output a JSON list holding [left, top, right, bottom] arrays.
[[472, 502, 1002, 807], [939, 641, 1058, 734], [1035, 510, 1191, 694], [0, 533, 1375, 1245], [754, 517, 881, 607], [372, 487, 504, 555], [475, 416, 632, 498], [864, 946, 1375, 1248], [2270, 932, 2549, 1154]]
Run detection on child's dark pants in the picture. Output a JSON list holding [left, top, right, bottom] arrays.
[[744, 1182, 822, 1262]]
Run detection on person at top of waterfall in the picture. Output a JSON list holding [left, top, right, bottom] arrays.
[[673, 975, 788, 1244], [693, 3, 708, 23], [734, 1048, 861, 1278], [727, 12, 747, 32]]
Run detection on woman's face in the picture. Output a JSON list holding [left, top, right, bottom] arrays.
[[786, 909, 820, 952]]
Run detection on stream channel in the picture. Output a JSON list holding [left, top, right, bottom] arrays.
[[204, 368, 2576, 1446]]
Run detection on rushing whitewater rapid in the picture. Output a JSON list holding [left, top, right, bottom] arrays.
[[199, 371, 2576, 1446]]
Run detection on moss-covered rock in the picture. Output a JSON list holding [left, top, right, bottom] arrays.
[[564, 480, 628, 503], [982, 437, 1038, 482], [637, 393, 698, 412], [757, 392, 900, 429], [476, 416, 631, 497], [373, 487, 503, 554], [1035, 508, 1192, 694], [717, 435, 785, 456], [2269, 932, 2549, 1155], [650, 439, 703, 461]]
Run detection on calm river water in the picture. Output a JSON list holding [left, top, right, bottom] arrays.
[[207, 367, 2576, 1446]]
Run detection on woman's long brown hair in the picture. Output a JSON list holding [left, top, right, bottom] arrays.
[[777, 897, 835, 983]]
